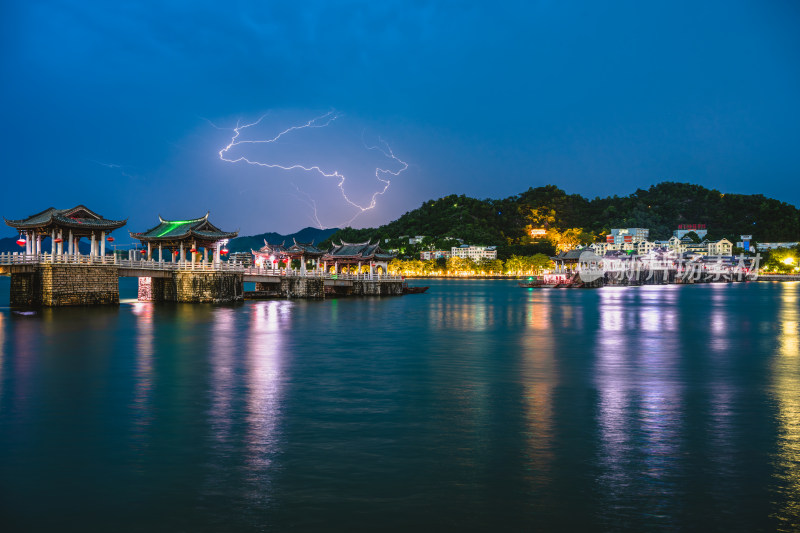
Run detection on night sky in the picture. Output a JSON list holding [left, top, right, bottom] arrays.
[[2, 1, 799, 238]]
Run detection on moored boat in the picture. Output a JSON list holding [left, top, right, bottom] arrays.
[[402, 283, 429, 294]]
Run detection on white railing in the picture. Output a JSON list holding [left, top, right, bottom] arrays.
[[0, 252, 402, 281], [0, 252, 117, 265]]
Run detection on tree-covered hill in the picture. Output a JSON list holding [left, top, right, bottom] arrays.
[[321, 182, 800, 257]]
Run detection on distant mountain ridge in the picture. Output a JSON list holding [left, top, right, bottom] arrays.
[[227, 227, 340, 253]]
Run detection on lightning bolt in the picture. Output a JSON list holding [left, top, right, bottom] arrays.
[[216, 110, 408, 227], [89, 159, 136, 179]]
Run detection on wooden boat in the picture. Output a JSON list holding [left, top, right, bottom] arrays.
[[402, 283, 429, 294], [519, 276, 543, 288]]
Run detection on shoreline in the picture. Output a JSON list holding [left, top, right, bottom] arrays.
[[402, 274, 800, 282]]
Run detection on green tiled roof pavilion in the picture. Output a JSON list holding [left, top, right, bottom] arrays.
[[131, 213, 238, 249]]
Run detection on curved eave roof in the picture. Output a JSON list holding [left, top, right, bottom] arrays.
[[5, 214, 127, 231], [288, 246, 325, 256], [132, 213, 236, 242], [131, 228, 238, 242], [254, 241, 288, 254], [322, 251, 396, 261], [324, 240, 394, 260]]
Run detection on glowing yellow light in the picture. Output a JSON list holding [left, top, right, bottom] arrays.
[[784, 257, 796, 265]]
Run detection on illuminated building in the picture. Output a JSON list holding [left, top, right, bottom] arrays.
[[322, 241, 396, 277], [420, 250, 450, 260], [450, 244, 497, 260], [673, 224, 708, 239], [131, 212, 238, 265], [252, 239, 325, 273]]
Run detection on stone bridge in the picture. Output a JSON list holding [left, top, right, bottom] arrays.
[[0, 253, 403, 307]]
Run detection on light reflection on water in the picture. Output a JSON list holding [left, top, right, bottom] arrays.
[[131, 302, 154, 459], [520, 291, 556, 498], [0, 279, 799, 530], [595, 286, 685, 528], [771, 282, 800, 531], [242, 301, 286, 503]]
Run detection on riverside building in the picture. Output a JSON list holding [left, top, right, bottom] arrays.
[[450, 244, 497, 260]]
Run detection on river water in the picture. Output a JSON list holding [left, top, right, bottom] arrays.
[[0, 278, 798, 531]]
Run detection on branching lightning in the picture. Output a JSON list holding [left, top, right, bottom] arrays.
[[216, 110, 408, 227]]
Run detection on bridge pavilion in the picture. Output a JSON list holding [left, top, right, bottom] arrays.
[[322, 241, 395, 277], [252, 241, 287, 270], [4, 205, 127, 257], [131, 213, 238, 265], [253, 239, 325, 274]]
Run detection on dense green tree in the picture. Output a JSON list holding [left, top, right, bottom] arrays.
[[322, 181, 800, 250]]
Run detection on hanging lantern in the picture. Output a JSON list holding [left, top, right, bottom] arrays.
[[190, 248, 197, 253], [16, 235, 26, 246], [221, 248, 229, 256], [140, 249, 146, 255], [54, 238, 63, 244], [107, 236, 114, 242], [173, 250, 179, 255]]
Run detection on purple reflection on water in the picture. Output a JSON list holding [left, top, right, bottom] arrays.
[[131, 303, 154, 433], [595, 286, 685, 525], [243, 301, 289, 503]]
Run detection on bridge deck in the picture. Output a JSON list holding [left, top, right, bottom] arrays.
[[0, 253, 401, 283]]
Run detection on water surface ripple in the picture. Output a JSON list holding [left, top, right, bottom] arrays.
[[0, 279, 798, 531]]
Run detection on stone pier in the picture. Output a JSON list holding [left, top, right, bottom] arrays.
[[11, 264, 119, 307], [138, 271, 243, 303], [280, 277, 325, 299], [351, 280, 403, 296]]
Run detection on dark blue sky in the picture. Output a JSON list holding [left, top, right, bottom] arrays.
[[2, 1, 799, 237]]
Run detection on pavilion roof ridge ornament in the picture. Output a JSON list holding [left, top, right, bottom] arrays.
[[63, 205, 103, 220]]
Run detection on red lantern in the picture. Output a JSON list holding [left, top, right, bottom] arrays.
[[174, 250, 179, 255], [140, 250, 146, 255], [54, 238, 63, 244], [16, 238, 26, 247], [107, 236, 114, 242], [221, 248, 229, 256], [190, 248, 197, 253]]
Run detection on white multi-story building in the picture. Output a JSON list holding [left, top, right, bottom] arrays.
[[707, 238, 733, 256], [450, 244, 497, 260], [636, 240, 658, 255], [606, 228, 650, 245], [420, 250, 450, 260]]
